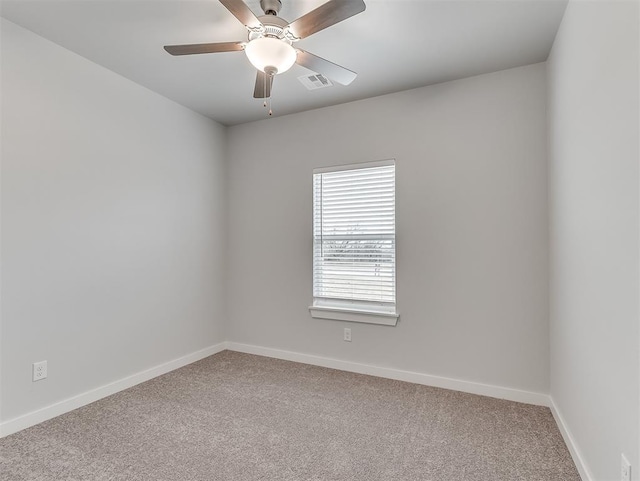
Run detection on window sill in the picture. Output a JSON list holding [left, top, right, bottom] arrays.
[[308, 305, 399, 326]]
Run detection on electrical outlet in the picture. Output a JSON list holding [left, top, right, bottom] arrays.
[[344, 327, 351, 342], [32, 361, 47, 382], [621, 454, 631, 481]]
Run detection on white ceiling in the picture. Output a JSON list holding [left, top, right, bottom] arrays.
[[0, 0, 567, 125]]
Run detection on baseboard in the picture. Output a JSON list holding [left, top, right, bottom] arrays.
[[226, 342, 550, 407], [0, 342, 227, 438], [0, 340, 557, 440], [549, 398, 594, 481], [2, 339, 588, 479]]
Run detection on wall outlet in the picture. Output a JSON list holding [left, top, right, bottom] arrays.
[[344, 327, 351, 342], [621, 454, 631, 481], [32, 361, 47, 382]]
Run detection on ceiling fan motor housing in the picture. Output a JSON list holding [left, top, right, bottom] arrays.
[[248, 15, 291, 42], [260, 0, 282, 16]]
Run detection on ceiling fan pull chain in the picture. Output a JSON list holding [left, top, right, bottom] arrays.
[[268, 95, 273, 116], [263, 72, 267, 107]]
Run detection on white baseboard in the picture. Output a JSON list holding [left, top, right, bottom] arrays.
[[226, 342, 550, 407], [0, 342, 227, 438], [550, 398, 594, 481], [1, 339, 590, 480]]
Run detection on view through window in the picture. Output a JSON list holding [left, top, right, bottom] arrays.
[[312, 161, 396, 315]]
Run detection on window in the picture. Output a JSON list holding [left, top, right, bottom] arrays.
[[309, 160, 398, 326]]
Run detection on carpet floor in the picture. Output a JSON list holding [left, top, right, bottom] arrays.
[[0, 351, 580, 480]]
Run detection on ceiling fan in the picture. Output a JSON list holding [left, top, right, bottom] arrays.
[[164, 0, 366, 104]]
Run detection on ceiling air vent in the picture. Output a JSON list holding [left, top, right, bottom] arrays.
[[298, 74, 333, 90]]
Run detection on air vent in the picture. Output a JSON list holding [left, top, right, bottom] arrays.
[[298, 74, 333, 90]]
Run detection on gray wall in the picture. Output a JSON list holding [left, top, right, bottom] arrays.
[[547, 1, 639, 479], [226, 63, 550, 395], [1, 19, 227, 421]]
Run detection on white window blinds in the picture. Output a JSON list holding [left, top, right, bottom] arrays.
[[313, 161, 396, 311]]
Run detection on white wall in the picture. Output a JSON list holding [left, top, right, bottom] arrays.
[[226, 63, 549, 396], [547, 1, 639, 480], [0, 19, 227, 422]]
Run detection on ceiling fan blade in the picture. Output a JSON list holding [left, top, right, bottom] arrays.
[[286, 0, 366, 40], [219, 0, 263, 30], [253, 70, 274, 98], [296, 50, 357, 85], [164, 42, 244, 56]]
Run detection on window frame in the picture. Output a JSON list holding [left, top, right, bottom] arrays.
[[309, 159, 399, 326]]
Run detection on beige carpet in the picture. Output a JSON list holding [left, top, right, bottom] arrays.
[[0, 351, 579, 480]]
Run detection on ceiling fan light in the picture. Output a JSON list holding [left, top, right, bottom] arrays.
[[245, 37, 296, 74]]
